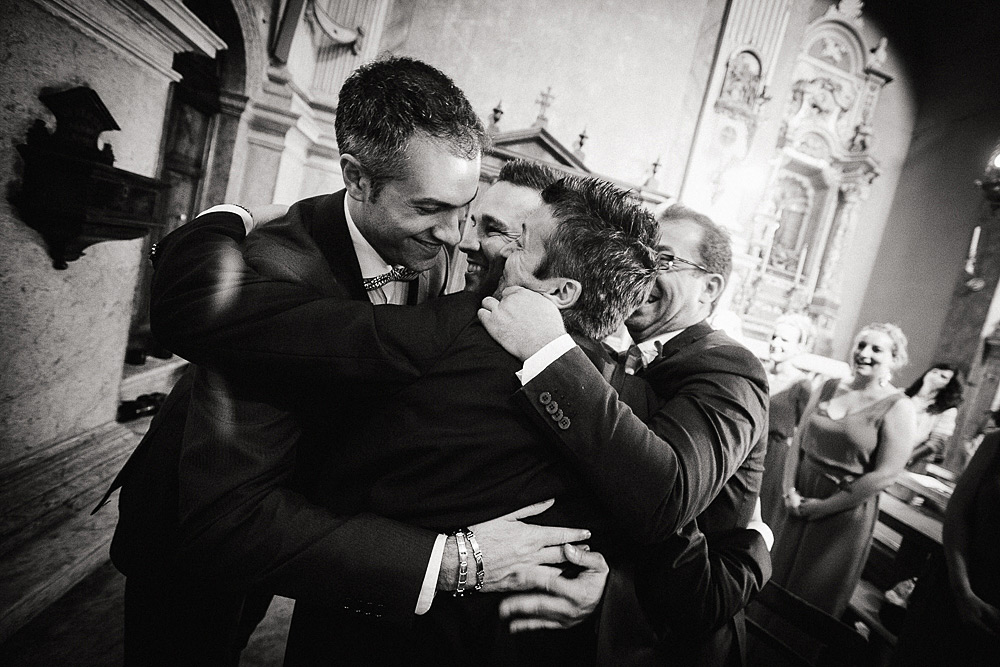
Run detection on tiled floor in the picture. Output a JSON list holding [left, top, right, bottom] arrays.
[[0, 560, 294, 666]]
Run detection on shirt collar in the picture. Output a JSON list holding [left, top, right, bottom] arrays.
[[635, 328, 686, 367], [344, 196, 392, 280]]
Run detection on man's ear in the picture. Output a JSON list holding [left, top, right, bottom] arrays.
[[702, 273, 725, 307], [546, 278, 582, 310], [340, 154, 370, 202]]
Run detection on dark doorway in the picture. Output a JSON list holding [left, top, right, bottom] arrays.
[[125, 52, 222, 363]]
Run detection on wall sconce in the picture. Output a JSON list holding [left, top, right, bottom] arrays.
[[975, 139, 1000, 209], [13, 86, 167, 269]]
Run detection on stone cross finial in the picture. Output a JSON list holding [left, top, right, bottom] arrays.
[[533, 86, 555, 127], [644, 156, 662, 188], [488, 100, 504, 134]]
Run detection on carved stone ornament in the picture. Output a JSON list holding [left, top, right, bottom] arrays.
[[13, 87, 167, 269]]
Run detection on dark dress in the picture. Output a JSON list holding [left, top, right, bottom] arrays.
[[760, 374, 812, 526], [891, 435, 1000, 666], [770, 378, 906, 616]]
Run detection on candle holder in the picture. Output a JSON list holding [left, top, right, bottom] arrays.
[[976, 140, 1000, 209]]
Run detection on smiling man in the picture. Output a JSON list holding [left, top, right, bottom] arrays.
[[141, 174, 664, 664], [481, 202, 770, 664], [458, 159, 559, 295], [104, 56, 597, 667]]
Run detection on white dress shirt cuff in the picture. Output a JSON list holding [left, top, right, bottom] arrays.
[[747, 498, 773, 550], [415, 533, 447, 614], [516, 334, 576, 385], [198, 204, 254, 235]]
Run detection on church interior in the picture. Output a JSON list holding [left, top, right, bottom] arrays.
[[2, 0, 999, 664]]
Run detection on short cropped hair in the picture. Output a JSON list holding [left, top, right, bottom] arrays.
[[658, 204, 733, 283], [857, 322, 909, 369], [496, 159, 559, 193], [335, 56, 489, 198], [534, 177, 658, 340]]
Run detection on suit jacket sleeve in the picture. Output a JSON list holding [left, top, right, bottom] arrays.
[[151, 209, 470, 619], [176, 365, 436, 619], [642, 525, 771, 637], [519, 345, 767, 544], [149, 209, 474, 391]]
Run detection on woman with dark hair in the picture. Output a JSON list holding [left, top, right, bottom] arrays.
[[904, 364, 965, 471]]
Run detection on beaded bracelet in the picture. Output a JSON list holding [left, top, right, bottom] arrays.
[[453, 530, 469, 597], [464, 527, 485, 591]]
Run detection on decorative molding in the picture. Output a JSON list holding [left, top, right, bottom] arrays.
[[32, 0, 224, 83], [825, 0, 865, 28], [228, 0, 268, 97], [218, 89, 250, 118], [309, 0, 391, 99], [139, 0, 226, 55]]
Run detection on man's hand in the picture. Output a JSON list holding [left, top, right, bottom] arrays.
[[955, 589, 1000, 636], [479, 287, 567, 361], [437, 499, 591, 592], [498, 544, 609, 633], [250, 204, 289, 231]]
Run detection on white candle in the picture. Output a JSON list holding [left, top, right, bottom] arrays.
[[969, 226, 982, 259], [794, 244, 809, 284]]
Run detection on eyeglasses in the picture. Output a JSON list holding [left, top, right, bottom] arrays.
[[657, 252, 710, 273]]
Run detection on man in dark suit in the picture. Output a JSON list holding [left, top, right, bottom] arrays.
[[154, 171, 772, 666], [480, 203, 771, 665], [103, 56, 593, 666], [151, 174, 667, 664]]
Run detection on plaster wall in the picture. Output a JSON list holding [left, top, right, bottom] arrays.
[[823, 6, 918, 362], [388, 0, 724, 193], [855, 0, 1000, 387], [0, 1, 170, 462]]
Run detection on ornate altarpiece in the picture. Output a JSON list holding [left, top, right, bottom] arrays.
[[733, 2, 893, 352]]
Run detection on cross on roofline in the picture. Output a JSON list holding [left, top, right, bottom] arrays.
[[533, 86, 555, 127]]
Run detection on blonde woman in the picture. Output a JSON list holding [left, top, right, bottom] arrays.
[[771, 323, 916, 616], [759, 313, 815, 526]]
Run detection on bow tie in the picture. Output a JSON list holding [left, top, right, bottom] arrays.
[[362, 266, 421, 291]]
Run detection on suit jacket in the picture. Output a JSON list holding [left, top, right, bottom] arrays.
[[108, 191, 448, 620], [521, 322, 770, 663], [144, 202, 768, 664]]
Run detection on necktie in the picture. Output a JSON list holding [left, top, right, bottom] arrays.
[[623, 344, 645, 375], [362, 266, 421, 291]]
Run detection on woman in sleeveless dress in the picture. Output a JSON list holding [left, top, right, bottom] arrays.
[[760, 313, 815, 526], [770, 323, 916, 616]]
